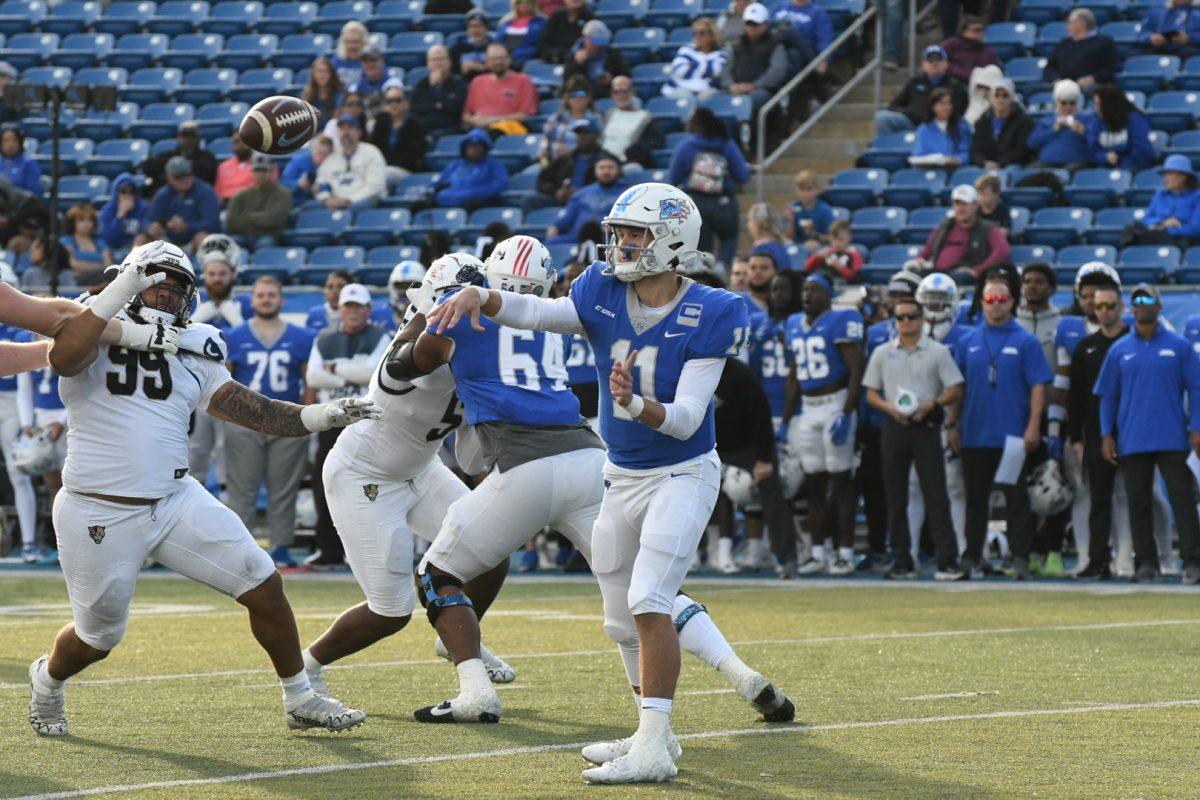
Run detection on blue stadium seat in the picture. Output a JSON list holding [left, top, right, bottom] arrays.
[[1015, 0, 1067, 25], [217, 32, 278, 71], [1099, 20, 1143, 58], [38, 138, 94, 173], [0, 0, 46, 36], [346, 208, 411, 248], [1007, 205, 1031, 238], [230, 67, 293, 104], [612, 27, 666, 65], [1168, 128, 1200, 165], [1027, 207, 1093, 246], [207, 135, 234, 160], [665, 26, 692, 49], [96, 1, 158, 36], [131, 102, 194, 140], [389, 31, 442, 69], [1057, 244, 1117, 275], [1002, 166, 1068, 211], [56, 175, 109, 212], [646, 95, 697, 134], [1119, 54, 1180, 94], [1119, 244, 1179, 282], [851, 207, 906, 247], [1033, 20, 1067, 56], [149, 138, 179, 157], [644, 0, 700, 29], [7, 33, 58, 70], [817, 0, 861, 28], [701, 94, 753, 132], [868, 244, 921, 269], [518, 206, 563, 238], [245, 246, 306, 283], [195, 101, 247, 140], [1148, 91, 1200, 134], [824, 168, 888, 210], [21, 107, 77, 142], [76, 100, 138, 140], [985, 21, 1036, 59], [901, 206, 951, 243], [314, 0, 373, 35], [1178, 55, 1200, 90], [54, 32, 114, 70], [174, 67, 237, 105], [1126, 168, 1162, 205], [427, 134, 466, 171], [1087, 0, 1127, 24], [501, 169, 540, 205], [545, 242, 578, 269], [883, 168, 946, 209], [387, 171, 438, 206], [207, 0, 263, 36], [149, 0, 210, 35], [861, 131, 916, 171], [299, 245, 365, 284], [1148, 128, 1169, 160], [123, 66, 183, 104], [490, 134, 540, 171], [1007, 56, 1050, 97], [523, 59, 564, 91], [1087, 206, 1145, 245], [285, 209, 352, 248], [109, 33, 170, 71], [1009, 244, 1056, 265], [462, 206, 522, 239], [275, 33, 333, 71], [21, 66, 72, 88], [480, 0, 510, 14], [366, 244, 419, 267], [75, 66, 128, 88], [632, 61, 673, 100], [948, 165, 998, 189], [595, 0, 646, 29], [43, 1, 100, 36], [405, 207, 467, 244], [161, 32, 223, 70], [370, 0, 420, 34], [1064, 168, 1132, 209], [260, 1, 317, 35]]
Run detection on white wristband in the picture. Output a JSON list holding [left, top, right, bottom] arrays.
[[626, 394, 645, 419], [300, 403, 326, 433], [88, 283, 130, 321], [473, 286, 490, 304]]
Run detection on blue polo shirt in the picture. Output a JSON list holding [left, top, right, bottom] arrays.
[[955, 318, 1053, 449], [1095, 322, 1200, 456]]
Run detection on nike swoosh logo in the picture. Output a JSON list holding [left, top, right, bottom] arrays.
[[429, 702, 454, 717], [664, 331, 685, 338], [277, 130, 304, 148]]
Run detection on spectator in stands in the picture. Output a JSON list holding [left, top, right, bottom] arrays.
[[804, 219, 863, 282], [974, 173, 1011, 234], [941, 15, 1001, 83], [306, 269, 351, 331], [413, 45, 469, 139], [747, 201, 792, 270], [912, 87, 972, 167], [351, 47, 390, 107], [58, 204, 110, 282], [320, 94, 369, 152], [670, 107, 751, 266], [426, 0, 473, 10], [541, 76, 603, 161], [432, 127, 509, 209], [303, 56, 346, 127], [226, 153, 293, 249], [369, 85, 428, 180], [1086, 83, 1155, 169], [664, 17, 729, 99], [147, 156, 220, 252], [332, 20, 369, 88], [719, 3, 790, 116], [315, 115, 387, 210], [496, 0, 547, 67], [98, 173, 150, 257], [720, 0, 752, 41], [18, 236, 73, 289], [564, 19, 629, 98], [918, 184, 1011, 280], [0, 126, 39, 195], [729, 256, 750, 291], [1043, 8, 1119, 91], [463, 43, 538, 133], [540, 0, 593, 64], [970, 77, 1033, 168], [0, 63, 17, 123], [875, 45, 968, 135], [141, 120, 218, 195], [771, 0, 833, 75], [1138, 0, 1200, 57], [215, 132, 266, 204], [1121, 153, 1200, 246], [601, 75, 665, 167], [785, 169, 834, 250], [547, 151, 626, 242], [964, 63, 1003, 125], [1028, 79, 1091, 169], [535, 118, 604, 208], [452, 11, 493, 77], [1096, 282, 1200, 584], [282, 134, 333, 205]]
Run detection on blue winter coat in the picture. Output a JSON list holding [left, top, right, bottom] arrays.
[[434, 128, 509, 208], [0, 152, 40, 194], [1027, 113, 1092, 165], [667, 135, 751, 195], [1143, 186, 1200, 238], [1084, 111, 1155, 169], [549, 179, 629, 242], [913, 119, 972, 163], [98, 172, 150, 250]]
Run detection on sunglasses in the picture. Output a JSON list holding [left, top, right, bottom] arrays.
[[570, 90, 589, 98], [993, 91, 1010, 98], [1093, 301, 1119, 310], [1131, 295, 1157, 306], [893, 312, 922, 322], [1058, 100, 1078, 105], [386, 97, 405, 104], [983, 293, 1011, 305]]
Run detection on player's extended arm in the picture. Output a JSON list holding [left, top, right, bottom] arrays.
[[838, 341, 866, 412], [610, 352, 725, 440], [206, 381, 381, 436], [425, 286, 584, 336], [382, 330, 453, 383], [0, 340, 51, 378]]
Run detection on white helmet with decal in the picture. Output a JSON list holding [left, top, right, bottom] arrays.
[[196, 233, 243, 272], [601, 182, 702, 282], [405, 253, 486, 315], [388, 259, 424, 314], [485, 235, 556, 297], [916, 272, 959, 322], [122, 240, 197, 326]]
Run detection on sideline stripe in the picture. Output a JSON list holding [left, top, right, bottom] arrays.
[[7, 699, 1198, 800], [2, 618, 1197, 691]]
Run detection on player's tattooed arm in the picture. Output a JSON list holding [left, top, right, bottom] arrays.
[[206, 382, 310, 437]]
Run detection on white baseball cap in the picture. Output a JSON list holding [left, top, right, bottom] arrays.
[[339, 283, 372, 306], [951, 184, 978, 204], [743, 2, 770, 24]]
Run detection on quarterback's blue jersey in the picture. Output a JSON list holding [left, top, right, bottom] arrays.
[[225, 323, 316, 402], [437, 288, 582, 427], [747, 312, 790, 418], [784, 307, 864, 393], [568, 263, 750, 469], [566, 333, 597, 387], [860, 318, 897, 427], [0, 323, 23, 392]]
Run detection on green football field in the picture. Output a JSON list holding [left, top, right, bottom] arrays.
[[2, 572, 1200, 800]]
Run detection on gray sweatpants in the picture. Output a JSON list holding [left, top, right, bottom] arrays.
[[222, 424, 311, 547]]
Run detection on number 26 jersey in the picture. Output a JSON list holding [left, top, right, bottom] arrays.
[[784, 308, 864, 393]]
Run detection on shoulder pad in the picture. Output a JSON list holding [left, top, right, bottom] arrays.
[[179, 322, 229, 362]]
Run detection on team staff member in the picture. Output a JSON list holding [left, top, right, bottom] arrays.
[[1095, 283, 1200, 584], [1067, 283, 1127, 580], [951, 268, 1052, 580], [864, 295, 965, 580]]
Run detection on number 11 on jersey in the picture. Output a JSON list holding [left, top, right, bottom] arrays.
[[610, 339, 657, 420]]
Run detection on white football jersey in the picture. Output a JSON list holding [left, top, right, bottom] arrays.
[[330, 342, 463, 483], [60, 321, 233, 498]]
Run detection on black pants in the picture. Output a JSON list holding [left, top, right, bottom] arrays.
[[961, 447, 1035, 562], [1084, 444, 1120, 569], [721, 446, 799, 566], [857, 423, 889, 555], [1120, 450, 1200, 569], [882, 420, 959, 569], [310, 426, 345, 561]]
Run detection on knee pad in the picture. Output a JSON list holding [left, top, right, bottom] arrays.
[[603, 620, 638, 647], [418, 568, 473, 627]]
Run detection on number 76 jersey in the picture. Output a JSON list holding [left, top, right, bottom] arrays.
[[784, 308, 864, 393]]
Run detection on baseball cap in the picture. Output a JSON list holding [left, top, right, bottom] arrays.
[[951, 184, 978, 204], [1130, 283, 1161, 302], [362, 45, 382, 60], [339, 283, 372, 306], [165, 155, 192, 178], [582, 19, 611, 45], [250, 152, 272, 171], [571, 117, 599, 133], [178, 120, 200, 136], [743, 2, 770, 24], [336, 113, 363, 127], [923, 44, 947, 60]]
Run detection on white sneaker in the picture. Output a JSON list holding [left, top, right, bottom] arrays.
[[433, 638, 517, 684], [285, 692, 366, 732], [796, 556, 824, 575], [582, 739, 678, 784], [28, 655, 67, 737], [732, 671, 796, 722], [581, 733, 682, 765], [827, 557, 854, 576], [413, 688, 501, 723], [715, 550, 739, 574], [307, 668, 329, 698]]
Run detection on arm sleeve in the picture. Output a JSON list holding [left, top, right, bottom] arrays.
[[16, 371, 34, 429], [1126, 114, 1155, 168], [1067, 345, 1088, 442], [726, 140, 751, 185], [938, 345, 965, 389], [363, 148, 388, 200], [1142, 190, 1166, 227], [1174, 195, 1200, 239], [954, 124, 972, 163], [1042, 44, 1062, 82], [754, 43, 789, 91], [656, 357, 725, 440], [816, 9, 834, 53], [1139, 10, 1157, 42], [554, 196, 582, 236], [1094, 38, 1119, 83], [667, 144, 690, 187], [974, 226, 1012, 273], [1027, 117, 1052, 150], [1182, 341, 1200, 431], [491, 291, 586, 335]]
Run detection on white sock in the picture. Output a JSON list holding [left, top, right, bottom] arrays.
[[718, 537, 733, 561], [674, 594, 734, 668], [279, 669, 313, 705], [456, 658, 491, 697], [640, 696, 673, 715], [301, 648, 323, 675], [839, 546, 854, 562], [750, 537, 766, 563], [716, 654, 757, 688], [811, 544, 826, 563], [33, 659, 64, 693], [635, 704, 672, 742]]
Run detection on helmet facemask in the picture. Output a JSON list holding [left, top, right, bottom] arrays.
[[130, 266, 195, 326], [603, 221, 684, 282]]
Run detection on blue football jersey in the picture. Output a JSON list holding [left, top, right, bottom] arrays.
[[747, 313, 791, 419], [936, 323, 975, 360], [370, 298, 397, 332], [436, 288, 582, 427], [568, 263, 750, 469], [784, 307, 864, 393], [0, 323, 24, 392], [566, 333, 597, 387], [860, 318, 897, 427], [225, 323, 316, 402], [1054, 315, 1091, 364], [14, 330, 62, 410], [1184, 313, 1200, 356]]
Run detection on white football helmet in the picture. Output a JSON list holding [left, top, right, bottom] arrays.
[[124, 240, 197, 326], [721, 464, 758, 509], [601, 182, 702, 282], [196, 233, 243, 272], [388, 259, 424, 315], [10, 430, 55, 476], [1028, 460, 1073, 516], [916, 273, 959, 322], [406, 252, 486, 315], [886, 270, 922, 298], [1074, 261, 1121, 295], [776, 443, 806, 499], [485, 235, 556, 296]]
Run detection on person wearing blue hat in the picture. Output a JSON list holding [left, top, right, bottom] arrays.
[[1120, 153, 1200, 247], [874, 43, 968, 136]]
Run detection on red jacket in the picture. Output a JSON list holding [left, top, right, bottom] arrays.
[[804, 245, 863, 282]]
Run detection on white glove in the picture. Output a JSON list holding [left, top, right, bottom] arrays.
[[117, 319, 180, 355], [299, 397, 382, 432], [90, 243, 170, 320]]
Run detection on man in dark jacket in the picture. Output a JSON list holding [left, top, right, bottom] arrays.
[[717, 3, 790, 115], [432, 127, 508, 209], [546, 151, 627, 243], [540, 0, 593, 63], [563, 19, 629, 98], [1043, 8, 1119, 91], [533, 119, 604, 208], [875, 45, 968, 135], [140, 120, 219, 195], [970, 78, 1033, 168], [411, 45, 469, 139], [450, 11, 492, 77], [369, 85, 428, 179]]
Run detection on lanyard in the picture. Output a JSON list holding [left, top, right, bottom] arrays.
[[981, 327, 1011, 388]]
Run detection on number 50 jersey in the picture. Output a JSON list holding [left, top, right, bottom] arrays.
[[784, 308, 864, 393]]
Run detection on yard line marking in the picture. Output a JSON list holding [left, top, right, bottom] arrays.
[[899, 691, 998, 701], [680, 688, 735, 696], [6, 699, 1199, 800], [2, 617, 1198, 691]]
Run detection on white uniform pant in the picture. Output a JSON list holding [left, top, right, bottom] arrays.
[[0, 392, 36, 547], [905, 431, 966, 563], [324, 450, 469, 618], [188, 413, 226, 486], [1062, 443, 1091, 568], [53, 478, 275, 650], [421, 448, 605, 583], [789, 390, 856, 474]]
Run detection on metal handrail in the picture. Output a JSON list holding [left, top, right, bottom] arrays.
[[754, 7, 882, 201], [908, 0, 940, 74]]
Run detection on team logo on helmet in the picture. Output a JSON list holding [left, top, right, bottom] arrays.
[[88, 525, 106, 544], [362, 484, 379, 502], [454, 264, 485, 288], [659, 198, 690, 221]]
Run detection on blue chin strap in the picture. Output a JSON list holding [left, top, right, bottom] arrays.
[[419, 568, 474, 627]]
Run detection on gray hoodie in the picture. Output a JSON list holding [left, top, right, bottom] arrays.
[[1017, 302, 1062, 372]]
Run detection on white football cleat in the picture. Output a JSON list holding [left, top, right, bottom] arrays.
[[581, 740, 678, 784], [306, 668, 329, 698], [413, 688, 501, 723], [28, 655, 67, 737], [732, 670, 796, 723], [796, 556, 825, 575], [433, 638, 517, 684], [285, 692, 366, 732], [582, 733, 682, 765]]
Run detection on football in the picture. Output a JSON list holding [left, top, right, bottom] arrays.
[[239, 96, 321, 155]]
